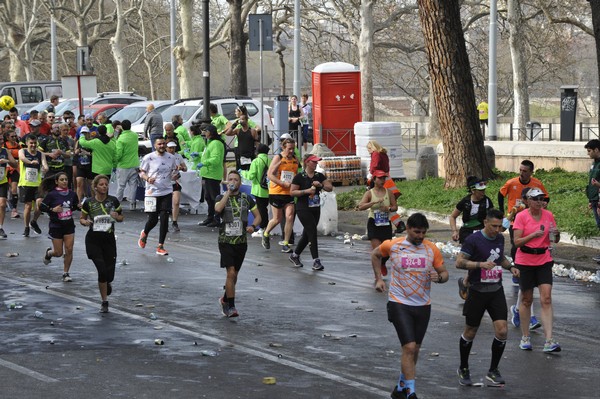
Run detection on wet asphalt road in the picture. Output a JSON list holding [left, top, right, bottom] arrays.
[[0, 209, 599, 399]]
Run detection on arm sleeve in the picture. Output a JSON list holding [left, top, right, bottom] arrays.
[[497, 191, 505, 212]]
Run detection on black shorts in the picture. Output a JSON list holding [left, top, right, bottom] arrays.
[[367, 218, 393, 242], [219, 242, 247, 271], [76, 164, 94, 180], [462, 287, 508, 327], [7, 169, 19, 184], [516, 262, 553, 291], [387, 301, 431, 346], [19, 186, 40, 203], [145, 193, 173, 214], [48, 223, 76, 239], [269, 194, 294, 209], [0, 182, 7, 198], [172, 182, 182, 192]]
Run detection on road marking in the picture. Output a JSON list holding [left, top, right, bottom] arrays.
[[0, 358, 58, 382]]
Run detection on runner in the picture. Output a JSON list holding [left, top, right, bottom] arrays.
[[215, 170, 261, 318], [80, 175, 124, 313], [0, 134, 18, 238], [289, 154, 333, 270], [18, 135, 48, 237], [166, 140, 187, 232], [455, 209, 520, 387], [138, 137, 179, 256], [4, 129, 21, 219], [371, 213, 448, 399], [39, 172, 80, 282]]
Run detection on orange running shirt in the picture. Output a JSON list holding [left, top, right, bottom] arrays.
[[499, 177, 548, 212], [269, 154, 299, 195]]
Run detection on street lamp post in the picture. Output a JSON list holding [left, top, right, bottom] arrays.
[[488, 0, 498, 141], [293, 0, 301, 97], [50, 0, 57, 81]]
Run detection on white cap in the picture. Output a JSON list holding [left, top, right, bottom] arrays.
[[80, 126, 90, 133], [526, 188, 544, 198], [280, 133, 292, 140], [166, 141, 177, 147]]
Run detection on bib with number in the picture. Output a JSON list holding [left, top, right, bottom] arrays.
[[79, 154, 90, 165], [240, 156, 252, 166], [144, 196, 157, 212], [93, 215, 113, 232], [57, 208, 72, 221], [0, 166, 5, 181], [373, 210, 390, 226], [308, 194, 320, 207], [400, 255, 427, 271], [225, 217, 243, 236], [480, 265, 502, 283], [25, 167, 39, 183], [280, 170, 294, 183]]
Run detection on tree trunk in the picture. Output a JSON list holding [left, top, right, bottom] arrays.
[[428, 80, 440, 139], [111, 0, 128, 92], [591, 0, 600, 127], [417, 0, 493, 188], [227, 0, 248, 96], [508, 0, 530, 141], [359, 0, 374, 121], [176, 0, 198, 98], [275, 30, 286, 95]]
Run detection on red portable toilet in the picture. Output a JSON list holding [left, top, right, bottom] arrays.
[[312, 62, 361, 155]]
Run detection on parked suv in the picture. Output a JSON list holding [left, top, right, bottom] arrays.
[[138, 96, 274, 154], [89, 92, 147, 105]]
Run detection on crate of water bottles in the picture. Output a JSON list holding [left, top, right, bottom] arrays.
[[318, 156, 364, 185]]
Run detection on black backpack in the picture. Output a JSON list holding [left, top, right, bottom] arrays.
[[259, 158, 269, 190]]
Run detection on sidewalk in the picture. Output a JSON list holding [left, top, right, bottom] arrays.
[[335, 157, 600, 276]]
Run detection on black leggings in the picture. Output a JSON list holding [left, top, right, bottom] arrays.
[[255, 196, 269, 229], [295, 208, 321, 259], [145, 210, 169, 245], [204, 178, 221, 221], [86, 232, 117, 283]]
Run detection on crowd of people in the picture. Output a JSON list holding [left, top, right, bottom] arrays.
[[1, 100, 575, 399]]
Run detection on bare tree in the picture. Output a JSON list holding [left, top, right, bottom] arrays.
[[507, 0, 530, 140], [418, 0, 493, 187], [111, 0, 140, 92], [175, 0, 198, 98]]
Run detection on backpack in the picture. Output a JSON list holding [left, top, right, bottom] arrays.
[[259, 158, 269, 190]]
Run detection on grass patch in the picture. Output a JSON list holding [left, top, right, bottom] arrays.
[[336, 168, 598, 239]]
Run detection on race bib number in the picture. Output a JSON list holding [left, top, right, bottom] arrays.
[[280, 170, 294, 184], [225, 218, 243, 236], [0, 166, 5, 181], [57, 209, 72, 221], [308, 194, 320, 207], [93, 215, 112, 232], [79, 154, 90, 165], [400, 255, 427, 271], [373, 210, 390, 226], [480, 265, 502, 283], [144, 196, 157, 212], [25, 167, 38, 183], [240, 156, 252, 166]]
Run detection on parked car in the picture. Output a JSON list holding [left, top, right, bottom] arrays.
[[114, 100, 176, 140], [0, 80, 62, 104], [89, 92, 147, 105], [54, 98, 93, 120], [82, 104, 127, 122], [0, 103, 36, 120]]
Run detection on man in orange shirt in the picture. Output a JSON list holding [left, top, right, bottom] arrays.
[[371, 213, 448, 399]]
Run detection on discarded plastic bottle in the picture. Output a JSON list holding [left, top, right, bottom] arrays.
[[167, 257, 174, 263], [200, 350, 218, 357], [34, 311, 43, 318], [149, 313, 157, 320]]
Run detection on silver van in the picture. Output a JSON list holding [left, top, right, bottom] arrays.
[[0, 81, 62, 105]]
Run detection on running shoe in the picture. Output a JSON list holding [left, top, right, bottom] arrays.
[[227, 306, 239, 318], [251, 228, 263, 238], [219, 297, 229, 317], [511, 275, 520, 285], [458, 278, 468, 300], [406, 393, 417, 399], [172, 221, 180, 233], [107, 282, 112, 296], [62, 273, 72, 282], [198, 218, 212, 226], [100, 301, 109, 313], [43, 247, 52, 265], [138, 230, 147, 249], [289, 253, 303, 267], [281, 244, 292, 253], [261, 233, 270, 249], [0, 228, 7, 239], [457, 367, 473, 386], [30, 220, 41, 235], [312, 259, 324, 271], [11, 209, 20, 219], [486, 369, 505, 385], [510, 305, 520, 327], [23, 227, 29, 237], [519, 335, 532, 350], [156, 245, 168, 256], [395, 221, 406, 234], [543, 338, 561, 353], [206, 220, 219, 228], [391, 385, 406, 399], [529, 315, 542, 330]]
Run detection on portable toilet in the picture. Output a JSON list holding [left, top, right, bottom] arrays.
[[312, 62, 361, 155]]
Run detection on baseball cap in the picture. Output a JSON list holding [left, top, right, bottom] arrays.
[[305, 154, 322, 163], [280, 133, 292, 140], [526, 188, 544, 199], [80, 126, 90, 133], [85, 113, 94, 120], [372, 170, 388, 178], [29, 119, 41, 127], [166, 141, 177, 148]]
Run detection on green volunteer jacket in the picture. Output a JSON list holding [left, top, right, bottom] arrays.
[[115, 130, 140, 169], [241, 153, 270, 198], [200, 138, 225, 181], [186, 135, 206, 170], [79, 135, 116, 175]]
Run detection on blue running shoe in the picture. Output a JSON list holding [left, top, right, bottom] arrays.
[[543, 338, 561, 353], [519, 335, 532, 350], [510, 305, 520, 327], [529, 315, 542, 330]]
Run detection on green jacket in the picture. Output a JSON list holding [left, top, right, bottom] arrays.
[[186, 135, 206, 170], [211, 114, 229, 133], [200, 138, 225, 181], [174, 125, 190, 144], [115, 130, 140, 169], [79, 135, 116, 175], [241, 153, 270, 198]]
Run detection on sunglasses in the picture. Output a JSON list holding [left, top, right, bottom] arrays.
[[529, 196, 545, 201]]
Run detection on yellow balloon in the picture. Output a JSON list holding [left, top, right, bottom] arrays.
[[0, 95, 15, 111]]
